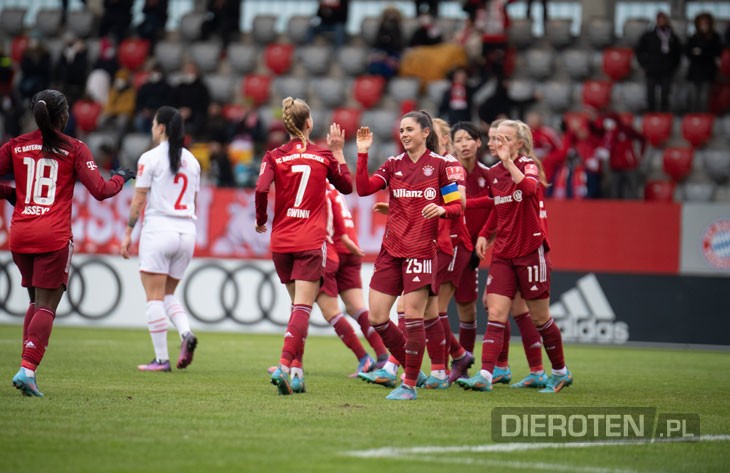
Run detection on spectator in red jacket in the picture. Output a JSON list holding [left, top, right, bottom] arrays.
[[599, 113, 646, 200]]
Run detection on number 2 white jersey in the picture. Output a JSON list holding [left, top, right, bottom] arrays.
[[136, 140, 201, 234]]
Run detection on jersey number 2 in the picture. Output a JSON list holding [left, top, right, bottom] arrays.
[[174, 173, 188, 210], [23, 157, 58, 205]]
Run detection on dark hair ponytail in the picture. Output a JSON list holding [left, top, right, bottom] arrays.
[[31, 90, 69, 155], [403, 109, 439, 153], [154, 106, 185, 174]]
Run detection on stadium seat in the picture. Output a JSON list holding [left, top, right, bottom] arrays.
[[120, 133, 152, 167], [10, 35, 28, 63], [582, 80, 612, 110], [642, 113, 673, 147], [437, 18, 462, 41], [561, 48, 592, 80], [621, 18, 649, 47], [702, 149, 730, 183], [720, 48, 730, 79], [190, 41, 222, 73], [387, 77, 420, 103], [308, 107, 331, 139], [508, 78, 536, 102], [35, 8, 63, 37], [0, 7, 26, 36], [542, 81, 573, 112], [287, 15, 311, 44], [360, 16, 380, 46], [252, 15, 278, 44], [222, 104, 246, 121], [154, 41, 184, 73], [331, 108, 362, 141], [616, 81, 646, 113], [337, 46, 368, 76], [525, 48, 555, 80], [714, 183, 730, 202], [681, 173, 715, 202], [264, 43, 294, 75], [508, 18, 533, 50], [681, 113, 714, 148], [310, 77, 344, 108], [179, 11, 207, 42], [401, 17, 420, 45], [618, 112, 635, 128], [662, 147, 693, 182], [72, 99, 103, 133], [205, 74, 235, 103], [227, 43, 258, 75], [118, 38, 150, 72], [241, 74, 273, 106], [563, 111, 590, 132], [584, 17, 614, 50], [275, 76, 310, 102], [644, 179, 675, 202], [67, 9, 96, 38], [132, 70, 150, 89], [84, 130, 119, 158], [376, 140, 401, 162], [362, 109, 400, 141], [602, 47, 633, 81], [545, 19, 573, 49], [353, 75, 386, 109], [709, 82, 730, 116], [426, 79, 450, 106], [298, 45, 332, 76]]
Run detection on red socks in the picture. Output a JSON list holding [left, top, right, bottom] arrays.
[[279, 304, 311, 368], [497, 321, 511, 367], [22, 302, 35, 348], [459, 320, 477, 354], [353, 309, 388, 359], [537, 317, 566, 371], [372, 319, 406, 366], [330, 313, 367, 360], [514, 312, 544, 372], [403, 318, 426, 387], [424, 317, 445, 371], [479, 320, 505, 374], [21, 307, 55, 370]]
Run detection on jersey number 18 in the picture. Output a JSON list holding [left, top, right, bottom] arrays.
[[23, 157, 58, 206]]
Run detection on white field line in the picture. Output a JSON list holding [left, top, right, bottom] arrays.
[[402, 454, 639, 473]]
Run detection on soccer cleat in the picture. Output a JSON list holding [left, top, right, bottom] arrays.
[[137, 359, 171, 372], [357, 368, 396, 388], [455, 373, 492, 392], [423, 375, 449, 389], [177, 332, 198, 369], [385, 383, 417, 400], [267, 366, 277, 374], [492, 366, 512, 384], [448, 351, 475, 384], [511, 372, 548, 389], [350, 354, 376, 378], [270, 367, 294, 395], [416, 371, 428, 388], [291, 374, 306, 394], [12, 369, 44, 397], [539, 371, 573, 393], [375, 354, 389, 369]]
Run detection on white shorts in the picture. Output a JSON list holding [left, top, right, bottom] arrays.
[[138, 230, 196, 279]]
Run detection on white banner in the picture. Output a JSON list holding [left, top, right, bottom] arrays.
[[680, 204, 730, 276]]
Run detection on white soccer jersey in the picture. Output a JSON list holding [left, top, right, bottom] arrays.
[[136, 140, 201, 234]]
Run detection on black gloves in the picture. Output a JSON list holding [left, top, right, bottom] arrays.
[[111, 168, 136, 182]]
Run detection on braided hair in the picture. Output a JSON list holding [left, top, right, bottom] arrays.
[[281, 97, 311, 152]]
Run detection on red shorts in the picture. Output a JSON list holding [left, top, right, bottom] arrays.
[[486, 244, 551, 300], [272, 247, 325, 284], [370, 247, 436, 296], [319, 253, 340, 297], [454, 267, 479, 304], [435, 242, 472, 288], [335, 252, 363, 292], [12, 240, 73, 289]]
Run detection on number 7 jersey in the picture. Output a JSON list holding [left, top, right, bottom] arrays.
[[0, 129, 125, 253]]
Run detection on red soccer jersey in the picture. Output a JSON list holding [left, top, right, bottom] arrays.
[[255, 139, 352, 253], [463, 161, 491, 246], [0, 130, 125, 253], [327, 182, 359, 254], [486, 156, 549, 259], [437, 156, 472, 254], [374, 150, 461, 259]]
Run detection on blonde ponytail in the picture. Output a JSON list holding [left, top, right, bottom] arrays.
[[282, 96, 311, 152]]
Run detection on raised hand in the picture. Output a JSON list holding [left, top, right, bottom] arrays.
[[356, 126, 373, 153], [327, 123, 345, 151]]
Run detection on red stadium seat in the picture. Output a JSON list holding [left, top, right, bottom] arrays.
[[132, 71, 150, 89], [10, 35, 28, 63], [720, 48, 730, 79], [618, 112, 634, 128], [662, 147, 694, 182], [118, 38, 150, 71], [602, 47, 633, 81], [72, 99, 103, 133], [641, 113, 673, 147], [242, 74, 272, 106], [222, 104, 247, 121], [263, 43, 294, 75], [582, 80, 612, 110], [709, 82, 730, 116], [681, 113, 714, 148], [644, 180, 675, 202], [331, 107, 362, 140], [353, 75, 386, 109], [563, 111, 590, 132]]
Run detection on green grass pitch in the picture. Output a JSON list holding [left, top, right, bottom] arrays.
[[1, 325, 729, 473]]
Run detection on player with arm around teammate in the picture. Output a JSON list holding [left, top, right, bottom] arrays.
[[121, 106, 201, 373], [0, 89, 133, 397]]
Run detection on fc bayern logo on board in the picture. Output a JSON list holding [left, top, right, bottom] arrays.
[[424, 187, 437, 200], [702, 220, 730, 269], [422, 165, 434, 176]]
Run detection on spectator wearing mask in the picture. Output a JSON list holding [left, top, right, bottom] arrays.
[[172, 62, 211, 139], [103, 68, 136, 133], [685, 12, 723, 113], [635, 11, 682, 112], [134, 65, 173, 133], [409, 12, 443, 47], [439, 67, 476, 124], [307, 0, 350, 48]]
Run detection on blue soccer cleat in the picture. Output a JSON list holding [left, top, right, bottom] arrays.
[[455, 373, 492, 392], [12, 369, 44, 398], [385, 383, 417, 400], [539, 370, 574, 393], [270, 367, 294, 395], [423, 375, 449, 389], [492, 365, 512, 384], [350, 354, 376, 378], [291, 374, 306, 394], [511, 372, 548, 389], [358, 368, 397, 388]]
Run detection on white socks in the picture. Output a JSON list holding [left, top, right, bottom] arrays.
[[146, 300, 168, 361], [164, 295, 192, 340]]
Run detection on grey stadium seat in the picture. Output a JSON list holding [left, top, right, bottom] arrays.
[[616, 82, 646, 113], [702, 149, 730, 184], [308, 108, 331, 139], [362, 109, 399, 141], [179, 11, 207, 42], [508, 18, 534, 50], [561, 48, 592, 80], [621, 18, 649, 47], [227, 43, 258, 75], [437, 18, 462, 41], [545, 19, 574, 49], [0, 7, 27, 36], [311, 77, 346, 108], [525, 48, 555, 80], [360, 16, 380, 46], [387, 77, 420, 102], [287, 15, 312, 45], [274, 76, 310, 103], [84, 131, 119, 160], [681, 171, 715, 202], [426, 79, 450, 105], [35, 8, 63, 38], [508, 78, 536, 102], [67, 9, 96, 38], [401, 17, 420, 45], [337, 45, 368, 76], [373, 141, 401, 170], [252, 15, 278, 45], [154, 41, 185, 73], [584, 17, 614, 49], [120, 133, 153, 168], [205, 74, 235, 103], [298, 45, 332, 76], [190, 41, 222, 73], [541, 81, 573, 112]]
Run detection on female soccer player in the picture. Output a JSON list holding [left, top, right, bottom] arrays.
[[255, 97, 352, 395], [121, 106, 201, 373], [0, 89, 133, 397], [458, 119, 573, 393], [355, 111, 462, 400]]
